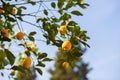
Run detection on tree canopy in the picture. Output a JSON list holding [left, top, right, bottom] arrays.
[[0, 0, 90, 80]]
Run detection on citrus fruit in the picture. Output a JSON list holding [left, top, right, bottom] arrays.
[[1, 29, 9, 38], [16, 31, 24, 40], [23, 57, 32, 68], [59, 25, 67, 35], [62, 62, 69, 69], [11, 9, 16, 15], [62, 40, 72, 50]]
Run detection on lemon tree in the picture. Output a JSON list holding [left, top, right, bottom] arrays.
[[0, 0, 90, 79]]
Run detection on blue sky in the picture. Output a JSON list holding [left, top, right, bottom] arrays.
[[81, 0, 120, 80], [37, 0, 120, 80]]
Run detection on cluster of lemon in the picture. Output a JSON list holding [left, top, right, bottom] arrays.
[[58, 20, 72, 69], [0, 8, 16, 15], [1, 29, 24, 40]]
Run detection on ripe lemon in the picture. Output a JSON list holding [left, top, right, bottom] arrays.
[[16, 31, 24, 40], [62, 62, 69, 69], [62, 40, 72, 50], [59, 25, 67, 35], [11, 9, 16, 15], [0, 8, 4, 14], [23, 57, 32, 68], [1, 29, 9, 38]]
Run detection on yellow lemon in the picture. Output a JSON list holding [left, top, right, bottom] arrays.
[[23, 57, 32, 68], [62, 62, 69, 69], [16, 31, 24, 40], [59, 25, 67, 35], [1, 29, 9, 38], [62, 40, 72, 50]]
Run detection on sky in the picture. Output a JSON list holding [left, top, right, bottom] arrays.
[[0, 0, 120, 80], [81, 0, 120, 80], [37, 0, 120, 80]]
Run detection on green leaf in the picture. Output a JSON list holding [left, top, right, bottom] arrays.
[[68, 21, 77, 26], [51, 2, 56, 8], [29, 31, 36, 36], [5, 49, 15, 65], [77, 3, 90, 9], [65, 1, 73, 10], [19, 6, 27, 10], [35, 68, 43, 75], [80, 40, 90, 48], [38, 53, 47, 59], [58, 0, 65, 9], [36, 61, 45, 67], [0, 37, 11, 42], [71, 10, 83, 16], [42, 58, 53, 62], [28, 1, 36, 5], [0, 50, 5, 61], [28, 36, 35, 41], [11, 66, 25, 73], [44, 9, 48, 16]]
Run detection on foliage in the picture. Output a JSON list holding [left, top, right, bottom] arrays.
[[49, 47, 91, 80], [0, 0, 90, 79]]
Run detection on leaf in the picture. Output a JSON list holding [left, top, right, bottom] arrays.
[[71, 10, 83, 16], [0, 50, 5, 61], [11, 66, 25, 73], [36, 61, 45, 67], [80, 40, 90, 48], [0, 37, 11, 42], [29, 31, 36, 36], [28, 36, 35, 41], [19, 6, 27, 10], [42, 58, 53, 62], [44, 9, 48, 16], [65, 1, 73, 10], [28, 1, 36, 5], [17, 17, 23, 21], [38, 53, 47, 59], [35, 68, 43, 75], [68, 21, 77, 26], [57, 0, 65, 9], [51, 2, 56, 8], [5, 49, 15, 65], [77, 3, 90, 9]]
